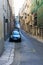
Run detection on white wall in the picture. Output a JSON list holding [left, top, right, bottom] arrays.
[[0, 0, 4, 39], [0, 0, 4, 56], [3, 0, 8, 19]]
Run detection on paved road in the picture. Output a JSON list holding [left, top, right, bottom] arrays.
[[11, 30, 43, 65]]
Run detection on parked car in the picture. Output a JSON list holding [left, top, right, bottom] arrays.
[[15, 21, 20, 29], [9, 30, 21, 42], [14, 28, 19, 31]]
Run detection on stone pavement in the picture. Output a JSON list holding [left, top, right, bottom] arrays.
[[0, 40, 15, 65]]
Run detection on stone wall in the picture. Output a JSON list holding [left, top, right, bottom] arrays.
[[0, 38, 4, 56]]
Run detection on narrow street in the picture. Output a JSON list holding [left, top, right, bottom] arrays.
[[11, 30, 43, 65], [0, 0, 43, 65]]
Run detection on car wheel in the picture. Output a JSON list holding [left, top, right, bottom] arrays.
[[19, 38, 21, 42], [9, 38, 12, 42]]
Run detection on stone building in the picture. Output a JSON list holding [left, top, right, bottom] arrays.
[[19, 0, 32, 32], [19, 0, 43, 36], [30, 0, 43, 35], [0, 0, 15, 56], [0, 0, 4, 56]]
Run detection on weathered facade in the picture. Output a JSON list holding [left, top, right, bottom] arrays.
[[30, 0, 43, 36], [31, 0, 43, 27], [9, 0, 15, 34], [0, 0, 15, 56], [3, 0, 11, 40], [0, 0, 4, 56], [3, 0, 15, 40], [19, 0, 32, 31], [19, 0, 43, 38]]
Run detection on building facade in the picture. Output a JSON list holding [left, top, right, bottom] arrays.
[[30, 0, 43, 35], [3, 0, 15, 40], [0, 0, 4, 56], [3, 0, 11, 40], [19, 0, 43, 37], [0, 0, 14, 56], [19, 0, 32, 31], [9, 0, 15, 34], [29, 0, 43, 27]]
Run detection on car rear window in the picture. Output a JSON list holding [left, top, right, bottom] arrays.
[[12, 31, 19, 35]]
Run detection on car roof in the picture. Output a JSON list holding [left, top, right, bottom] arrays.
[[12, 31, 19, 33]]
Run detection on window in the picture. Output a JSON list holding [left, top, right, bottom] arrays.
[[25, 16, 27, 19], [36, 0, 39, 6]]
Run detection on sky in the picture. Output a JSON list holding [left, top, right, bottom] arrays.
[[14, 0, 25, 16]]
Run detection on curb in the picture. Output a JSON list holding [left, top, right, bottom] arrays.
[[21, 29, 43, 43], [0, 40, 15, 65]]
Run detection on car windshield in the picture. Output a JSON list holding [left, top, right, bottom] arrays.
[[12, 31, 19, 35]]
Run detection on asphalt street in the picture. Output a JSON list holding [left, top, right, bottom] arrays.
[[10, 30, 43, 65]]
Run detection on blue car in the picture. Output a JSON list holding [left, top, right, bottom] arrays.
[[9, 31, 21, 42]]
